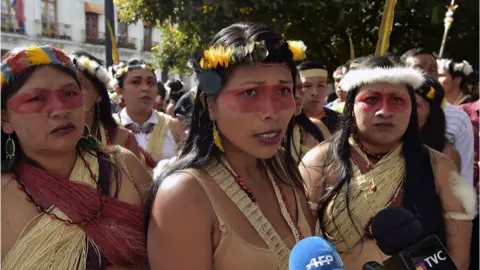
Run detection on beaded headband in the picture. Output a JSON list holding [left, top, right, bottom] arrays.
[[198, 40, 307, 95], [71, 55, 116, 90], [339, 67, 425, 92], [415, 78, 446, 109], [1, 45, 77, 90], [113, 62, 154, 80]]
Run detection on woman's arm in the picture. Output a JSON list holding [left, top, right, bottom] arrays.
[[434, 153, 475, 270], [299, 143, 329, 227], [147, 173, 214, 270], [116, 126, 142, 159], [120, 148, 152, 201], [168, 118, 185, 144]]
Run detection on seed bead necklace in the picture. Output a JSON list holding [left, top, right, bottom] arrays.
[[220, 156, 304, 242], [13, 149, 106, 226]]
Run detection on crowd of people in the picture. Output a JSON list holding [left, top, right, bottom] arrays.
[[1, 22, 478, 270]]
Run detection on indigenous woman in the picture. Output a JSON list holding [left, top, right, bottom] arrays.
[[292, 72, 330, 163], [300, 56, 476, 269], [71, 51, 141, 158], [298, 60, 340, 133], [164, 79, 186, 117], [416, 77, 461, 170], [146, 23, 313, 270], [437, 59, 475, 105], [112, 59, 183, 170], [1, 46, 151, 269]]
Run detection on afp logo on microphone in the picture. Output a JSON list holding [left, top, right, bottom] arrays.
[[289, 237, 345, 270]]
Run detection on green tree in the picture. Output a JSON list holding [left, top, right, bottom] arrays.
[[115, 0, 479, 73]]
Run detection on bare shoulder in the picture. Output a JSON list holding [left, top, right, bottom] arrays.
[[312, 119, 331, 140], [115, 125, 133, 142], [299, 141, 331, 202], [114, 146, 152, 200], [429, 148, 458, 189], [1, 173, 14, 188]]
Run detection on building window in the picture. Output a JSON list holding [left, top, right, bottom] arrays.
[[143, 26, 152, 51], [85, 12, 99, 42], [41, 0, 57, 36], [1, 0, 12, 31], [118, 20, 128, 43]]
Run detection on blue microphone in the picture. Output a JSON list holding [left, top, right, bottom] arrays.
[[289, 236, 345, 270]]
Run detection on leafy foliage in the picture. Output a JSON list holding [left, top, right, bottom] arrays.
[[115, 0, 479, 74], [150, 24, 200, 74]]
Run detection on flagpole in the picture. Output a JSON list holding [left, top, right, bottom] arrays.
[[439, 0, 458, 58], [104, 0, 115, 67]]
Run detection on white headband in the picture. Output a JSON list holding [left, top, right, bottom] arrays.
[[339, 67, 425, 92], [73, 55, 117, 90]]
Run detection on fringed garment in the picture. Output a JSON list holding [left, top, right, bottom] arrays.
[[320, 139, 405, 252], [3, 151, 146, 270]]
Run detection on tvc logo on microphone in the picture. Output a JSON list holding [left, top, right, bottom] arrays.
[[414, 250, 448, 269]]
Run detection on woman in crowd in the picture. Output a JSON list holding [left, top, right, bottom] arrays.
[[297, 60, 340, 132], [292, 72, 330, 163], [112, 59, 183, 171], [1, 45, 151, 269], [300, 56, 476, 269], [146, 23, 313, 270], [71, 51, 141, 158], [437, 59, 475, 105], [416, 77, 461, 170], [153, 80, 167, 112], [164, 79, 186, 117]]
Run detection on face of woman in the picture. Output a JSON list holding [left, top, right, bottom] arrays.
[[301, 75, 328, 115], [353, 82, 412, 147], [294, 74, 305, 116], [121, 69, 157, 113], [2, 66, 85, 155], [438, 67, 454, 94], [77, 71, 99, 114], [415, 93, 430, 129], [210, 63, 295, 159]]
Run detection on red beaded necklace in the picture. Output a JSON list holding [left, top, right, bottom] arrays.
[[232, 170, 304, 240], [352, 133, 387, 160], [14, 149, 106, 226]]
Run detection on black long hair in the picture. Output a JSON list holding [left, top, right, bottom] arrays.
[[416, 78, 449, 152], [295, 110, 324, 143], [317, 56, 447, 245], [145, 22, 304, 232], [72, 51, 118, 130]]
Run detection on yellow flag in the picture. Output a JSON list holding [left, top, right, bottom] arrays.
[[375, 0, 397, 56], [106, 19, 119, 64], [347, 32, 355, 60]]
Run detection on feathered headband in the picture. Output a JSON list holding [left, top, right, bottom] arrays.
[[71, 55, 116, 90], [437, 59, 474, 77], [1, 45, 77, 90], [339, 67, 425, 92], [198, 40, 307, 95]]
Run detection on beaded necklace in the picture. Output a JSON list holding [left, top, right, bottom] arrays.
[[13, 149, 106, 226], [220, 156, 304, 242]]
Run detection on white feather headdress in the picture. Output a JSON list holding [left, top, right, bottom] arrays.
[[339, 67, 425, 92]]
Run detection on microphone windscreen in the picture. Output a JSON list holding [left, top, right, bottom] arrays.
[[289, 236, 345, 270], [371, 207, 424, 255]]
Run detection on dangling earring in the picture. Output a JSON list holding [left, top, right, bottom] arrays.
[[96, 101, 101, 121], [78, 125, 101, 151], [213, 122, 224, 152], [1, 134, 16, 171]]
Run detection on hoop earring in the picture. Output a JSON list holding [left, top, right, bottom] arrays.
[[1, 134, 16, 171], [213, 122, 224, 152]]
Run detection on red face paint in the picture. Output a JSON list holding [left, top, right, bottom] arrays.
[[355, 91, 410, 113], [8, 85, 83, 114], [219, 84, 295, 113]]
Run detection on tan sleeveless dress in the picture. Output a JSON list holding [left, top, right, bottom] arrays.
[[182, 168, 312, 270]]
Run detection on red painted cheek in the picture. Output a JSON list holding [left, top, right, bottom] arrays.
[[8, 89, 83, 114]]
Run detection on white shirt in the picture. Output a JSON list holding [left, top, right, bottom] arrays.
[[444, 103, 474, 186], [113, 109, 177, 160]]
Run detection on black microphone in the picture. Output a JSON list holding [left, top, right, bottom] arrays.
[[363, 261, 385, 270], [371, 207, 458, 270]]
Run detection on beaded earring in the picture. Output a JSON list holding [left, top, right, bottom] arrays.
[[213, 122, 224, 152], [1, 134, 16, 171]]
